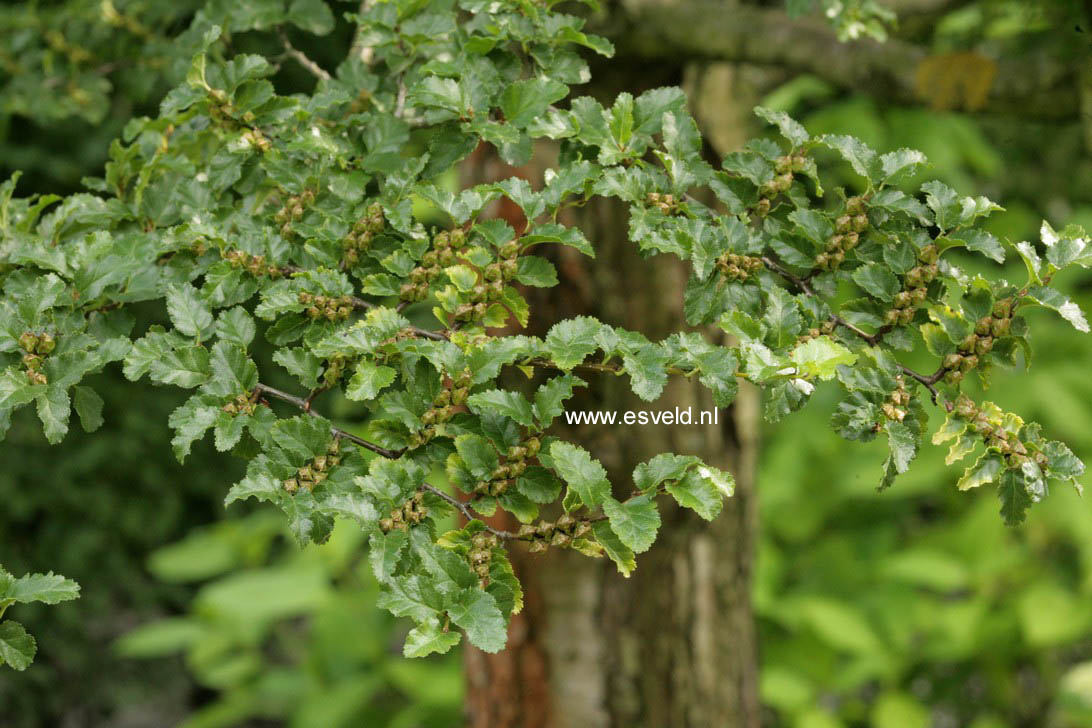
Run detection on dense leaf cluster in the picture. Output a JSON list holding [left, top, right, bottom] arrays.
[[1, 0, 1087, 657]]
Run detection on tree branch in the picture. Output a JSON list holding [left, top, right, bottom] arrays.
[[598, 0, 1078, 119], [419, 484, 517, 540], [279, 29, 332, 82], [253, 382, 403, 458], [761, 255, 952, 409]]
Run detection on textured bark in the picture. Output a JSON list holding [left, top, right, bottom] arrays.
[[462, 59, 765, 726]]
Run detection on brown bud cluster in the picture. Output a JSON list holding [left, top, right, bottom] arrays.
[[322, 354, 348, 388], [299, 292, 354, 322], [952, 395, 1039, 470], [224, 249, 283, 278], [241, 127, 271, 153], [341, 202, 386, 267], [401, 228, 470, 303], [221, 392, 257, 416], [517, 513, 592, 553], [646, 192, 681, 215], [882, 244, 940, 328], [468, 531, 500, 585], [283, 439, 342, 494], [379, 491, 429, 533], [19, 331, 55, 385], [759, 155, 803, 200], [273, 189, 316, 238], [815, 196, 869, 271], [942, 297, 1013, 386], [472, 436, 541, 497], [796, 320, 837, 345], [408, 369, 473, 450], [450, 234, 519, 323], [880, 375, 910, 423], [716, 252, 763, 282]]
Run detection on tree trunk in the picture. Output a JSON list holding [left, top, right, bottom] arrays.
[[461, 57, 769, 727]]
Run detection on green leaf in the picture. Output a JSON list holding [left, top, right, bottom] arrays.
[[879, 148, 927, 184], [791, 337, 857, 380], [998, 469, 1032, 525], [852, 263, 900, 301], [214, 307, 257, 348], [516, 467, 563, 504], [501, 78, 568, 128], [958, 453, 1003, 491], [446, 589, 507, 653], [592, 520, 636, 577], [1024, 286, 1090, 333], [403, 617, 461, 657], [533, 374, 584, 427], [549, 441, 610, 508], [763, 288, 804, 349], [467, 389, 536, 427], [545, 317, 601, 370], [0, 369, 45, 410], [35, 386, 71, 444], [948, 229, 1005, 264], [7, 572, 80, 604], [754, 107, 809, 148], [885, 420, 917, 474], [602, 495, 660, 554], [0, 621, 36, 671], [514, 256, 559, 287], [166, 283, 214, 340], [666, 468, 724, 520], [345, 361, 397, 401], [819, 134, 878, 183], [453, 434, 499, 480], [632, 453, 700, 491], [921, 180, 960, 230], [72, 386, 104, 433]]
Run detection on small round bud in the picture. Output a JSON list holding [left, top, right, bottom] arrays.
[[944, 370, 964, 385], [991, 317, 1011, 337], [835, 215, 853, 234], [975, 317, 992, 336], [499, 241, 520, 259], [944, 353, 962, 370], [975, 336, 994, 355], [852, 214, 869, 233], [283, 478, 299, 493], [36, 333, 55, 355], [18, 332, 39, 353], [842, 232, 859, 250], [524, 437, 541, 457], [919, 244, 939, 264]]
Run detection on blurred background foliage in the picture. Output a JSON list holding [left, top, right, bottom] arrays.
[[2, 0, 1092, 726]]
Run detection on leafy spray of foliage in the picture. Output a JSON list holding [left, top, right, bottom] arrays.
[[0, 565, 79, 670], [0, 0, 1088, 659]]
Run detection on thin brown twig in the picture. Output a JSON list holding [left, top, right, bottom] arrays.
[[418, 484, 517, 540], [279, 29, 332, 81], [254, 382, 403, 458], [761, 254, 953, 409]]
